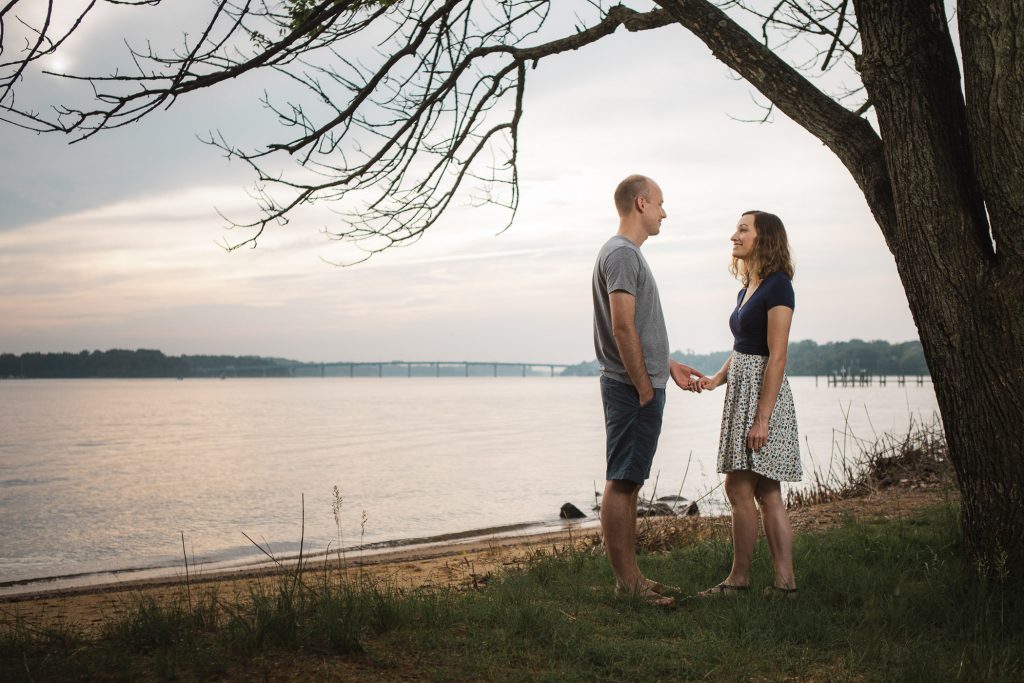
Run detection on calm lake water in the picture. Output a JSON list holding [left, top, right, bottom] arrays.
[[0, 376, 939, 594]]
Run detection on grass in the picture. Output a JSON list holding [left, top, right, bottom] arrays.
[[3, 502, 1022, 682], [2, 420, 1013, 681], [788, 412, 950, 508]]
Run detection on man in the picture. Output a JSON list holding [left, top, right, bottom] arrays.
[[592, 174, 703, 607]]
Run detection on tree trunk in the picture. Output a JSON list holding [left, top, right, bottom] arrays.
[[854, 0, 1024, 577]]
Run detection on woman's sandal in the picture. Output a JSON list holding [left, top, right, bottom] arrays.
[[763, 585, 798, 599], [696, 582, 750, 597]]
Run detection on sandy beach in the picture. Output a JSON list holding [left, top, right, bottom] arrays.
[[0, 482, 951, 633], [0, 524, 601, 632]]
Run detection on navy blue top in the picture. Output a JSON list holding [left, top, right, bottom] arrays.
[[729, 271, 795, 356]]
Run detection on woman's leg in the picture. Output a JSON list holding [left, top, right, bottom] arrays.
[[755, 477, 796, 589], [722, 471, 760, 587]]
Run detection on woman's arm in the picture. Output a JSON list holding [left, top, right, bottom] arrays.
[[700, 354, 732, 390], [747, 306, 793, 452]]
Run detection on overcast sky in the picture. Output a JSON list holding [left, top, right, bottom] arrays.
[[0, 1, 920, 364]]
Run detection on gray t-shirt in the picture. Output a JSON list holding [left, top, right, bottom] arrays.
[[592, 235, 670, 388]]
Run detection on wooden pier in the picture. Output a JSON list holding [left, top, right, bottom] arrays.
[[817, 372, 927, 387]]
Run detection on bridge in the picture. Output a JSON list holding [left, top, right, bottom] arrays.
[[192, 360, 574, 378]]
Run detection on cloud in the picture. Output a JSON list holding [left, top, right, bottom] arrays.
[[0, 4, 920, 363]]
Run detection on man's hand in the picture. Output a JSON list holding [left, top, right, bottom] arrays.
[[670, 360, 705, 393], [638, 385, 655, 407]]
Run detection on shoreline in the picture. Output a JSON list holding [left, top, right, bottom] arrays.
[[0, 484, 953, 633], [0, 517, 602, 603], [0, 521, 609, 636]]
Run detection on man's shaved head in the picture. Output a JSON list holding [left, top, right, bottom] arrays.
[[613, 174, 653, 216]]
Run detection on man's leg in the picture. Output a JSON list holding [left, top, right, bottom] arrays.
[[755, 477, 796, 589], [601, 478, 644, 592], [722, 471, 760, 587], [598, 379, 671, 603]]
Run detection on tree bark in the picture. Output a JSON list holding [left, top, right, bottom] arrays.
[[656, 0, 1024, 576], [853, 0, 1024, 577], [959, 0, 1024, 264]]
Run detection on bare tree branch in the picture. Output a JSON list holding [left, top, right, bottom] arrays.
[[652, 0, 895, 240], [821, 0, 849, 70], [0, 0, 885, 261]]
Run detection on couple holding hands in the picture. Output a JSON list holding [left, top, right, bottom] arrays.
[[593, 174, 800, 608]]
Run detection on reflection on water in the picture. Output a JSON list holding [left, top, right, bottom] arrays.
[[0, 376, 938, 590]]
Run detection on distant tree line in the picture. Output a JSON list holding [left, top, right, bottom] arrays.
[[2, 340, 928, 379], [784, 340, 927, 376], [561, 339, 928, 377], [0, 349, 296, 378]]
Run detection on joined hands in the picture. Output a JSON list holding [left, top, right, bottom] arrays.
[[697, 374, 724, 391], [670, 361, 725, 394], [670, 361, 706, 393]]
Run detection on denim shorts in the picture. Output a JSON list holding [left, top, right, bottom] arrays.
[[600, 375, 666, 485]]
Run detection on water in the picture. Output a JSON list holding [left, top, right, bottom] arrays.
[[0, 376, 939, 593]]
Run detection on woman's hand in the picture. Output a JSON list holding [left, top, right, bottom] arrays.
[[698, 373, 725, 391], [747, 415, 769, 452]]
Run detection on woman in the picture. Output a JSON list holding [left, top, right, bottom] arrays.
[[698, 210, 801, 597]]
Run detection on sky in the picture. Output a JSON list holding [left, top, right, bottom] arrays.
[[0, 1, 920, 365]]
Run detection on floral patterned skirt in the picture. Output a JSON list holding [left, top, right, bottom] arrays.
[[717, 351, 802, 482]]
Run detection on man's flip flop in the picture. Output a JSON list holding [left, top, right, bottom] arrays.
[[615, 578, 682, 596], [645, 579, 683, 597], [615, 584, 678, 608], [763, 585, 798, 599]]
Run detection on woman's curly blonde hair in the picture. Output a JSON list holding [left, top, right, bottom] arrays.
[[729, 210, 795, 286]]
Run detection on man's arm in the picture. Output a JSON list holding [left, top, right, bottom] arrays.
[[609, 290, 655, 405]]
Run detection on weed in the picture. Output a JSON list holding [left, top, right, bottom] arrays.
[[788, 412, 951, 507]]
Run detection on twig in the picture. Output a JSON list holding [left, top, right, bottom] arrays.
[[671, 450, 694, 513], [241, 531, 284, 568], [689, 481, 724, 507], [180, 530, 192, 614], [291, 492, 306, 593]]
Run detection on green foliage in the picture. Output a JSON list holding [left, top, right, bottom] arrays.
[[563, 339, 929, 377], [560, 359, 600, 376], [103, 595, 200, 650], [0, 349, 295, 378], [285, 0, 398, 32], [785, 338, 928, 376], [671, 348, 733, 375], [4, 506, 1022, 681], [1, 338, 929, 378]]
